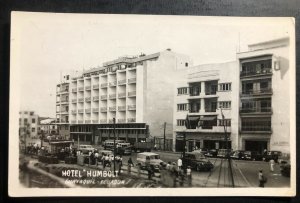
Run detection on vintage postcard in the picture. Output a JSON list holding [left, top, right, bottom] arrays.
[[9, 12, 296, 196]]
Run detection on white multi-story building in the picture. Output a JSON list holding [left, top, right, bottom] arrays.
[[19, 111, 39, 138], [56, 49, 192, 145], [173, 62, 239, 152]]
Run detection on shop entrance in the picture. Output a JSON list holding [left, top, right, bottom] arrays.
[[245, 140, 268, 154]]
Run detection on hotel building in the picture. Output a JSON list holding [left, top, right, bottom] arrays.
[[56, 50, 192, 145]]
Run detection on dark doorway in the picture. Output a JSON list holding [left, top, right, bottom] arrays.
[[176, 139, 184, 152], [245, 140, 268, 154]]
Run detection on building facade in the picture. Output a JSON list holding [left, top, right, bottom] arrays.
[[19, 111, 39, 138], [56, 50, 192, 145], [237, 37, 290, 154], [39, 118, 58, 136], [173, 62, 239, 152]]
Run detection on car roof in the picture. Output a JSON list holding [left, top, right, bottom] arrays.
[[138, 152, 159, 156]]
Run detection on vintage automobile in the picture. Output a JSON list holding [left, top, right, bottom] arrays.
[[217, 149, 233, 158], [263, 151, 282, 163], [136, 152, 164, 170], [230, 150, 246, 160], [204, 149, 219, 157], [182, 152, 214, 171], [243, 151, 263, 161], [78, 145, 95, 154], [280, 161, 291, 177]]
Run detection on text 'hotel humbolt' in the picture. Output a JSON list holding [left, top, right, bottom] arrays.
[[56, 37, 290, 155]]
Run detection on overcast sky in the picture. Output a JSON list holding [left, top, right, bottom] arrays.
[[11, 12, 293, 117]]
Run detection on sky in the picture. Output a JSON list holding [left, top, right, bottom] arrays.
[[11, 12, 294, 117]]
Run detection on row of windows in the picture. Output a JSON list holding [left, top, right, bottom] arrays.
[[241, 119, 271, 131], [19, 118, 36, 124], [177, 101, 231, 111], [99, 129, 146, 134], [178, 83, 231, 95], [219, 83, 231, 91], [176, 119, 231, 127], [219, 101, 231, 109], [19, 111, 35, 115]]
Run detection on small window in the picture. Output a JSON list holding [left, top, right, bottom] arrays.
[[219, 83, 232, 91], [219, 101, 231, 109], [24, 111, 28, 114], [32, 118, 36, 123], [24, 118, 28, 124], [30, 112, 34, 116], [31, 128, 35, 132], [185, 62, 189, 67]]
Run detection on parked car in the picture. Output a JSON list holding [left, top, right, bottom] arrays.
[[136, 152, 164, 170], [78, 145, 95, 154], [230, 150, 246, 160], [263, 151, 282, 163], [217, 149, 232, 158], [204, 149, 219, 157], [280, 161, 291, 177], [182, 152, 214, 171], [193, 148, 208, 154], [243, 151, 263, 161]]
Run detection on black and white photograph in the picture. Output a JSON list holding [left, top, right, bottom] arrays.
[[9, 12, 296, 196]]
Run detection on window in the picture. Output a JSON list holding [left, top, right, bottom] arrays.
[[24, 118, 28, 124], [219, 101, 231, 109], [178, 87, 188, 95], [30, 112, 34, 116], [31, 128, 35, 132], [177, 119, 185, 126], [218, 119, 231, 126], [177, 103, 188, 111], [219, 83, 231, 91], [24, 111, 28, 114], [32, 118, 36, 123], [19, 118, 21, 125], [241, 118, 271, 131], [185, 62, 189, 67]]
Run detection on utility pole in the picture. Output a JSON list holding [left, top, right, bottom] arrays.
[[113, 118, 116, 175], [220, 108, 235, 187], [163, 122, 166, 151]]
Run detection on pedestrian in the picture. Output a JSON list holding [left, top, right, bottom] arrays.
[[94, 150, 99, 166], [270, 159, 275, 172], [258, 170, 267, 187], [177, 158, 182, 172], [154, 144, 157, 151], [118, 155, 123, 174], [166, 161, 171, 170], [128, 157, 134, 174], [186, 166, 192, 187], [171, 162, 177, 187], [147, 165, 153, 180], [178, 169, 185, 187]]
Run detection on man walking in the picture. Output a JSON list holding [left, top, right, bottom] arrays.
[[270, 159, 275, 172], [258, 170, 266, 187]]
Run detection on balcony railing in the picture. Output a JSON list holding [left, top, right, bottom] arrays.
[[72, 99, 77, 103], [78, 87, 84, 91], [118, 92, 126, 98], [85, 97, 91, 102], [93, 96, 99, 101], [118, 79, 126, 85], [92, 108, 99, 113], [128, 78, 136, 84], [128, 91, 136, 97], [241, 126, 272, 132], [205, 108, 217, 112], [101, 95, 107, 100], [109, 106, 116, 111], [118, 119, 126, 123], [72, 88, 77, 92], [85, 120, 91, 124], [71, 120, 76, 124], [78, 120, 83, 124], [61, 99, 69, 103], [85, 86, 91, 91], [61, 111, 69, 114], [108, 119, 114, 123], [101, 83, 108, 88], [118, 106, 126, 111], [109, 94, 116, 99], [189, 109, 200, 113], [93, 85, 99, 90], [240, 69, 272, 77], [100, 119, 107, 123], [128, 105, 136, 110], [71, 110, 77, 114], [85, 109, 91, 113], [92, 120, 98, 124], [78, 98, 84, 103], [240, 107, 272, 114], [100, 107, 107, 112], [205, 91, 217, 95], [109, 81, 117, 87], [241, 88, 273, 97], [78, 109, 84, 113], [127, 118, 136, 123]]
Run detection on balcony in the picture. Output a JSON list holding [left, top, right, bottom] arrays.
[[85, 109, 91, 113], [61, 99, 69, 103], [100, 107, 107, 112], [189, 87, 201, 96], [176, 126, 231, 133], [240, 107, 272, 114], [108, 119, 114, 123], [128, 78, 136, 84], [118, 119, 126, 123], [118, 106, 126, 111], [92, 108, 99, 113], [240, 68, 272, 78], [205, 90, 217, 95], [118, 92, 126, 98], [109, 94, 116, 99], [78, 120, 83, 124], [71, 120, 76, 124], [93, 85, 99, 90], [92, 120, 98, 124], [189, 109, 200, 113], [85, 97, 91, 102], [241, 88, 273, 97], [101, 95, 107, 100], [71, 110, 77, 114], [93, 96, 99, 101], [241, 126, 272, 134], [72, 88, 77, 92], [109, 106, 116, 111], [118, 79, 126, 85], [205, 108, 217, 113], [72, 99, 77, 103], [85, 86, 91, 91], [127, 118, 136, 123], [109, 81, 117, 87], [100, 119, 107, 123], [101, 83, 108, 88], [78, 87, 84, 92], [128, 91, 136, 97], [78, 109, 84, 113], [78, 98, 84, 103], [61, 110, 69, 115], [85, 120, 91, 124], [128, 105, 136, 111]]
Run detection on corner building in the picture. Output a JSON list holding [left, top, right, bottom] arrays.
[[63, 50, 192, 145]]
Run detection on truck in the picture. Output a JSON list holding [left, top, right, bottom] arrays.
[[132, 142, 153, 152]]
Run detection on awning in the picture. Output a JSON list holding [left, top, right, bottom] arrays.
[[200, 117, 217, 121], [188, 116, 200, 121]]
